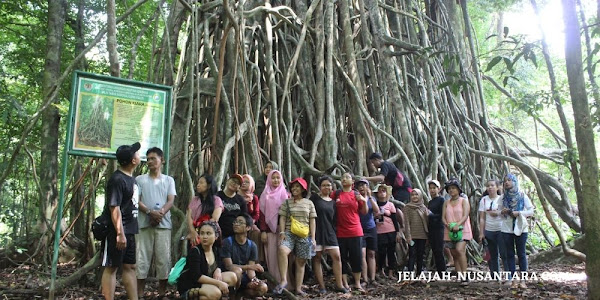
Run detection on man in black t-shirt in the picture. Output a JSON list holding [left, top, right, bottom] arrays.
[[101, 142, 141, 300], [222, 213, 268, 298], [217, 174, 248, 238], [364, 152, 413, 203]]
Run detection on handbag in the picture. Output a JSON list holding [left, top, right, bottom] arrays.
[[92, 211, 111, 241], [168, 256, 188, 285], [169, 246, 201, 285], [448, 222, 463, 242], [286, 200, 309, 238]]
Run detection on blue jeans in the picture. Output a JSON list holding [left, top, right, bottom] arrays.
[[484, 230, 506, 274], [502, 232, 528, 278]]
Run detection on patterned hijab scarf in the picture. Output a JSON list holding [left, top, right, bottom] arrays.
[[405, 188, 429, 232], [240, 174, 256, 203], [503, 173, 524, 211], [259, 170, 288, 232]]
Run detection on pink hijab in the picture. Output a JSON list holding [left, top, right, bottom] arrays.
[[240, 174, 256, 203], [259, 170, 288, 232]]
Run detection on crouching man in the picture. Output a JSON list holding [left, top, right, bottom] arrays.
[[221, 213, 268, 299]]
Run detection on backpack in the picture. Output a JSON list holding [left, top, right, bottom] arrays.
[[333, 189, 360, 201], [392, 171, 413, 194], [168, 256, 188, 285], [91, 211, 111, 241], [226, 236, 255, 264]]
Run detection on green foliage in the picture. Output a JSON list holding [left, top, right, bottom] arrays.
[[485, 36, 540, 86], [436, 52, 474, 95]]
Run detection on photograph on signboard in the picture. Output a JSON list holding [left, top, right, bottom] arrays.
[[68, 72, 172, 160]]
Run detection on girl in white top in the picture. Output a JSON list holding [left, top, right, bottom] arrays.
[[499, 173, 534, 288], [477, 179, 505, 275]]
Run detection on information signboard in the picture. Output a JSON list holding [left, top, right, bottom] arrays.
[[67, 71, 172, 159]]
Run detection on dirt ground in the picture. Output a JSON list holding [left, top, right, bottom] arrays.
[[0, 261, 588, 299]]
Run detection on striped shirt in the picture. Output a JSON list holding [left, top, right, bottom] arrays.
[[279, 198, 317, 232]]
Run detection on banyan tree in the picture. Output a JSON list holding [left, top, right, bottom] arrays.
[[5, 0, 595, 295], [143, 0, 582, 260]]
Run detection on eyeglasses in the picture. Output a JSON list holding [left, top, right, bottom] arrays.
[[233, 220, 246, 225]]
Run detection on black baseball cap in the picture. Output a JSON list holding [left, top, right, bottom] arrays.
[[116, 142, 141, 166]]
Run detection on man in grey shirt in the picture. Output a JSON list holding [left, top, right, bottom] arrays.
[[136, 147, 176, 299]]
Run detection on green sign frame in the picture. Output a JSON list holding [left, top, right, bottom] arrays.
[[51, 71, 172, 299], [67, 71, 172, 161]]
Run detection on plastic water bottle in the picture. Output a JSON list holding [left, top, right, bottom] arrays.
[[309, 239, 316, 257], [153, 203, 161, 211]]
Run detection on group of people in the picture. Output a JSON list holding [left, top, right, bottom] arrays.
[[404, 175, 534, 288], [99, 142, 534, 300], [99, 143, 269, 300], [477, 175, 535, 287]]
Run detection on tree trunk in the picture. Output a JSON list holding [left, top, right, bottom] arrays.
[[530, 0, 585, 231], [561, 0, 600, 297], [39, 0, 67, 264], [107, 0, 119, 77]]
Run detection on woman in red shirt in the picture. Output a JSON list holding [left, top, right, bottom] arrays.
[[334, 172, 368, 292]]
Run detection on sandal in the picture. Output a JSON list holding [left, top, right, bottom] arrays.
[[335, 287, 350, 293], [273, 282, 288, 295], [295, 290, 308, 297], [187, 288, 202, 300], [318, 289, 327, 295]]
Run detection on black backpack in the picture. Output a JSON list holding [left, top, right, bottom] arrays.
[[92, 211, 111, 241]]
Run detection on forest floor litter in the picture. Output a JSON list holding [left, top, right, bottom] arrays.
[[0, 260, 587, 299]]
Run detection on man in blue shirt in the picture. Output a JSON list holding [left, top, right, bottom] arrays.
[[221, 213, 268, 298]]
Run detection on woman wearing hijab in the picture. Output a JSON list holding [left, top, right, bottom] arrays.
[[240, 174, 262, 264], [240, 174, 260, 224], [255, 161, 279, 197], [499, 174, 534, 288], [403, 189, 429, 276], [258, 170, 288, 284]]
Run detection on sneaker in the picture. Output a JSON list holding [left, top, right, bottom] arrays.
[[511, 280, 519, 288], [460, 278, 470, 286]]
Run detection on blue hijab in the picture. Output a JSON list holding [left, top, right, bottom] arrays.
[[503, 173, 524, 211]]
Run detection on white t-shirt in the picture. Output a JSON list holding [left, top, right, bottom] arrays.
[[498, 193, 534, 234], [136, 173, 177, 229], [478, 195, 503, 232]]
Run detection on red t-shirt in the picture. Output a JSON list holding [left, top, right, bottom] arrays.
[[334, 190, 364, 238]]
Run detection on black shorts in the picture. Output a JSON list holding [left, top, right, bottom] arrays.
[[101, 232, 136, 267], [361, 227, 378, 251], [338, 236, 363, 274]]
